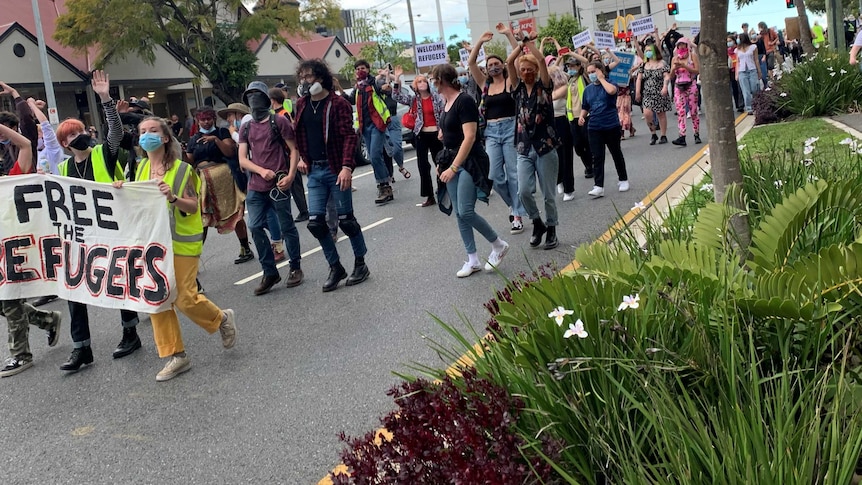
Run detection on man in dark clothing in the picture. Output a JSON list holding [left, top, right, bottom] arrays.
[[269, 87, 309, 222]]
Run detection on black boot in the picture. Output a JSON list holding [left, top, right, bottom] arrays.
[[113, 326, 142, 359], [323, 263, 348, 292], [694, 133, 702, 144], [543, 226, 558, 250], [346, 263, 370, 286], [672, 136, 687, 146], [529, 219, 547, 248], [649, 134, 658, 146], [60, 346, 94, 372]]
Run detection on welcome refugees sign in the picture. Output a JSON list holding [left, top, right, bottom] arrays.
[[0, 175, 176, 313]]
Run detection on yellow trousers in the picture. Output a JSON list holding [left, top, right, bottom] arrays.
[[151, 255, 222, 358]]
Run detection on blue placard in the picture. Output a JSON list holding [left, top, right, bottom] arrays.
[[608, 52, 636, 86]]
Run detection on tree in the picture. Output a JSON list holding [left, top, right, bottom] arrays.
[[538, 13, 583, 55], [338, 9, 414, 78], [54, 0, 343, 103], [736, 0, 815, 56], [700, 0, 751, 249], [804, 0, 855, 13]]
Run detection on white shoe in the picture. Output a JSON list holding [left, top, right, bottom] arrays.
[[156, 354, 191, 382], [484, 242, 510, 271], [618, 181, 630, 192], [556, 183, 564, 195], [219, 309, 237, 349], [588, 186, 604, 198], [562, 192, 575, 202], [456, 262, 482, 278]]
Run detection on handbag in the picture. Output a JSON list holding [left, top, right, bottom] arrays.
[[401, 98, 417, 130]]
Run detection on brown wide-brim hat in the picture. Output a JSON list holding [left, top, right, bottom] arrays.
[[217, 102, 251, 119]]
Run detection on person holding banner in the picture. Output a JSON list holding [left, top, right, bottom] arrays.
[[0, 122, 63, 377], [636, 43, 672, 145], [115, 117, 237, 382], [507, 31, 561, 250], [54, 71, 143, 372], [670, 38, 701, 147], [468, 24, 527, 234]]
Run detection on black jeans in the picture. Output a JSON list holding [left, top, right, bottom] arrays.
[[290, 173, 308, 216], [729, 69, 743, 109], [69, 301, 139, 346], [554, 116, 575, 194], [416, 130, 443, 197], [570, 120, 593, 174], [588, 126, 628, 189]]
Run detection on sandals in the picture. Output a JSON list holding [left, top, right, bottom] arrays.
[[399, 166, 412, 179]]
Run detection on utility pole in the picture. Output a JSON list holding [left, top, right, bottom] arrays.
[[31, 0, 59, 127], [826, 0, 843, 50], [435, 0, 445, 42], [406, 0, 419, 72]]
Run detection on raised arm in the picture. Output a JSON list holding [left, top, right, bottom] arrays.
[[496, 22, 520, 51], [605, 49, 621, 71], [506, 40, 522, 91], [91, 71, 121, 157], [468, 31, 493, 86], [28, 98, 63, 174], [0, 123, 33, 173]]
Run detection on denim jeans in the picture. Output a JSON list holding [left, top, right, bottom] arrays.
[[517, 147, 559, 226], [383, 117, 404, 168], [307, 164, 367, 266], [738, 70, 760, 112], [362, 124, 389, 183], [446, 168, 498, 254], [484, 117, 525, 217], [265, 207, 281, 241], [246, 189, 302, 275]]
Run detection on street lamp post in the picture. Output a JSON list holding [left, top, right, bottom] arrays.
[[31, 0, 59, 127], [406, 0, 419, 72]]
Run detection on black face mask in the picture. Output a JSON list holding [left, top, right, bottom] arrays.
[[247, 92, 271, 121], [68, 133, 91, 151]]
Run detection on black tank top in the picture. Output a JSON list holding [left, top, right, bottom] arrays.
[[483, 90, 516, 121]]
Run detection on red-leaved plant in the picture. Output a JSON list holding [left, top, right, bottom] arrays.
[[331, 368, 559, 484]]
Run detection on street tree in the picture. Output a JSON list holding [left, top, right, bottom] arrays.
[[54, 0, 342, 103], [538, 13, 583, 54], [736, 0, 815, 56], [804, 0, 856, 14], [338, 8, 415, 77]]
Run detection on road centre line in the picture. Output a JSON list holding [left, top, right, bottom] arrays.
[[233, 217, 394, 285]]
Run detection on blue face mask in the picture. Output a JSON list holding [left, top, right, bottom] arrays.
[[139, 132, 165, 152], [458, 75, 468, 85], [645, 50, 655, 59], [199, 126, 215, 134], [0, 139, 10, 145], [567, 69, 577, 77], [588, 73, 599, 84], [429, 80, 437, 93]]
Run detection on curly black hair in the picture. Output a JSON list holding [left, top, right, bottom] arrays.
[[297, 59, 334, 93]]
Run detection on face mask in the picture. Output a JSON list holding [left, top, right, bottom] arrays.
[[522, 73, 536, 85], [69, 133, 91, 151], [138, 133, 164, 152], [588, 73, 599, 84], [233, 120, 242, 129], [429, 80, 437, 93], [458, 75, 468, 85], [417, 82, 429, 92], [356, 69, 368, 80], [645, 50, 654, 59], [567, 69, 577, 77], [677, 48, 689, 57], [0, 139, 9, 145], [727, 41, 736, 47], [247, 92, 271, 121], [199, 126, 215, 134], [488, 66, 503, 77], [301, 81, 323, 97]]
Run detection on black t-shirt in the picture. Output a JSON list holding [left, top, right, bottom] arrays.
[[302, 99, 327, 161], [171, 122, 182, 138], [65, 145, 119, 181], [440, 93, 479, 150], [186, 127, 232, 166]]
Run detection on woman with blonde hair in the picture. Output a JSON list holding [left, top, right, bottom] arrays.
[[114, 116, 237, 382]]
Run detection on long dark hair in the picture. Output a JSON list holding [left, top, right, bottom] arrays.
[[431, 64, 461, 91], [738, 33, 752, 48]]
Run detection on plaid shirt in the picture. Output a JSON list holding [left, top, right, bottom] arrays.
[[294, 92, 358, 173]]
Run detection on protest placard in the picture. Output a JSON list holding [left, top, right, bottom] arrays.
[[572, 30, 593, 48], [0, 175, 177, 313], [608, 51, 636, 86], [629, 16, 655, 37], [415, 42, 448, 68], [594, 31, 616, 50], [691, 26, 700, 37], [459, 47, 485, 65]]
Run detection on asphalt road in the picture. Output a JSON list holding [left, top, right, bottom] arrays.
[[0, 113, 709, 483]]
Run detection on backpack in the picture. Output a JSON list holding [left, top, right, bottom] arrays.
[[241, 114, 291, 162]]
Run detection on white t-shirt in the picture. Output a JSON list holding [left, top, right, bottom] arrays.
[[854, 31, 862, 47], [735, 45, 758, 72]]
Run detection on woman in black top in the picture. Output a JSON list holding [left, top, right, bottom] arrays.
[[432, 64, 510, 278]]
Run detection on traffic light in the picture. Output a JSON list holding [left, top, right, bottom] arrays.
[[667, 2, 679, 15], [786, 0, 795, 7]]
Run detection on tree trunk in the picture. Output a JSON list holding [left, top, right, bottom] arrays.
[[699, 0, 751, 249], [797, 0, 817, 56]]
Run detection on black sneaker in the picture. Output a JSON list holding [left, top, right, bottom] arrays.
[[234, 247, 254, 264], [60, 346, 94, 372], [671, 136, 687, 147], [46, 311, 62, 347], [694, 133, 702, 144], [0, 357, 33, 378], [659, 136, 668, 144]]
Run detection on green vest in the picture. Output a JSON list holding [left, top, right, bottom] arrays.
[[283, 99, 293, 114], [136, 158, 204, 257], [58, 145, 124, 182], [566, 76, 587, 122]]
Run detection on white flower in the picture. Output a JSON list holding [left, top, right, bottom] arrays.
[[617, 294, 641, 311], [563, 319, 588, 339], [737, 144, 746, 151], [803, 145, 815, 155], [841, 69, 848, 74], [801, 158, 814, 167], [631, 201, 646, 212], [780, 92, 788, 97], [806, 76, 813, 81], [808, 174, 820, 182], [765, 87, 772, 91], [548, 306, 574, 326], [774, 180, 784, 188], [827, 66, 834, 71], [840, 138, 854, 145], [830, 72, 836, 77], [804, 137, 819, 146], [700, 183, 714, 192]]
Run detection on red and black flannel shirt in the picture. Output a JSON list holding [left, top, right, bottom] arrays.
[[294, 92, 358, 174]]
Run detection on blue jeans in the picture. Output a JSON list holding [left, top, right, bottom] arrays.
[[265, 207, 281, 241], [738, 69, 760, 112], [446, 169, 498, 254], [383, 117, 404, 168], [484, 117, 525, 217], [307, 165, 367, 266], [362, 124, 389, 183], [246, 189, 302, 275], [517, 147, 559, 226]]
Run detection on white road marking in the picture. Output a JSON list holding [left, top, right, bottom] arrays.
[[233, 217, 394, 285]]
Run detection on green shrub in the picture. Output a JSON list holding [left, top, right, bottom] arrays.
[[775, 52, 862, 117]]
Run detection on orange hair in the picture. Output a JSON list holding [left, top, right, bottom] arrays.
[[518, 55, 540, 72], [56, 118, 85, 145], [411, 75, 429, 92]]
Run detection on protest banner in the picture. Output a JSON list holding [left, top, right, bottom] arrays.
[[608, 51, 636, 86], [594, 31, 616, 50], [0, 175, 176, 313], [459, 46, 486, 65], [415, 42, 448, 68], [572, 30, 593, 48], [629, 16, 655, 37]]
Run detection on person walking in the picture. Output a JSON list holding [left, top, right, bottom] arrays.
[[294, 59, 371, 292], [564, 55, 595, 180], [735, 33, 762, 115], [269, 87, 309, 222], [670, 38, 701, 146], [432, 63, 509, 277], [116, 117, 237, 381]]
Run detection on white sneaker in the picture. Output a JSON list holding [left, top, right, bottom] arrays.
[[556, 183, 564, 194], [562, 192, 575, 202], [220, 309, 237, 349], [618, 181, 630, 192], [456, 262, 482, 278], [484, 242, 510, 271], [156, 354, 191, 382], [588, 186, 604, 198]]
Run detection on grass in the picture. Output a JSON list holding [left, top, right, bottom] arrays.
[[742, 118, 850, 162]]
